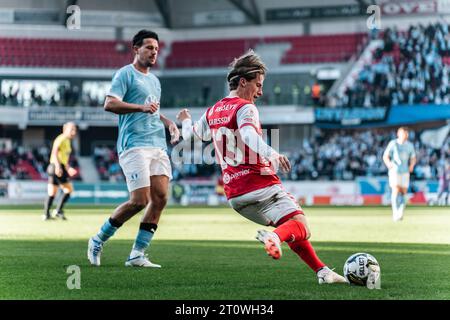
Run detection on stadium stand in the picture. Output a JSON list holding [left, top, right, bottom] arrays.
[[92, 144, 218, 182], [336, 23, 449, 108], [0, 143, 81, 181], [93, 145, 124, 182], [91, 127, 449, 183], [285, 128, 449, 181], [0, 38, 164, 69], [165, 33, 367, 68]]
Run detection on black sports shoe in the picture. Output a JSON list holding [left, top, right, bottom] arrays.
[[54, 210, 67, 221]]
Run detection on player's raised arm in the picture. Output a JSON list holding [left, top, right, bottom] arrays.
[[177, 108, 211, 142], [104, 65, 159, 115], [104, 95, 159, 115], [237, 104, 291, 173]]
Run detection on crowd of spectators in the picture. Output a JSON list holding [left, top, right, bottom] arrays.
[[0, 143, 81, 181], [336, 23, 450, 108], [282, 128, 448, 181], [93, 142, 217, 182], [93, 127, 447, 183], [3, 127, 447, 184], [93, 145, 124, 182]]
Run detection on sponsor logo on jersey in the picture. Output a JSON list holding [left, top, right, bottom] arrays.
[[222, 169, 250, 184], [144, 94, 159, 104], [214, 104, 238, 113]]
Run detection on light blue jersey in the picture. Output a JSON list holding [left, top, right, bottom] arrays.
[[108, 64, 166, 156], [383, 139, 416, 174]]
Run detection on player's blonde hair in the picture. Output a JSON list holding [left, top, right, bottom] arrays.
[[227, 49, 267, 90]]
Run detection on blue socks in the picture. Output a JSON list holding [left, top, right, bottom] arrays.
[[398, 193, 406, 210], [95, 218, 122, 242], [132, 223, 157, 253], [94, 220, 157, 258], [392, 192, 407, 221]]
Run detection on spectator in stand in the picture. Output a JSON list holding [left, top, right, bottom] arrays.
[[338, 22, 450, 108], [286, 128, 445, 182], [0, 141, 80, 182], [311, 82, 321, 106]]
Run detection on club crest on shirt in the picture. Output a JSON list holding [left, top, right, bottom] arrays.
[[145, 94, 159, 104]]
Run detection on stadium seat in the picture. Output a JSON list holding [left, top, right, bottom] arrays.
[[0, 37, 163, 69]]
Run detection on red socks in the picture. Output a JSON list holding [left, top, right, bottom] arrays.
[[288, 240, 325, 272], [273, 219, 307, 243], [273, 218, 325, 272]]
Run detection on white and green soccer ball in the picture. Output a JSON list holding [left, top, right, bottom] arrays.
[[343, 253, 380, 286]]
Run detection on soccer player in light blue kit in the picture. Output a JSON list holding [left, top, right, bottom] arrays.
[[383, 127, 416, 222], [88, 30, 180, 267]]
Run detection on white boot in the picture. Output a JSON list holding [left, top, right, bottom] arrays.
[[125, 249, 161, 268]]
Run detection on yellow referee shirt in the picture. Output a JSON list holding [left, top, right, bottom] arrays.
[[50, 134, 71, 166]]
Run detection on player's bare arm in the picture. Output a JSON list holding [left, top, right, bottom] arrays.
[[409, 156, 417, 173], [383, 153, 393, 170], [104, 95, 159, 114], [160, 113, 180, 144], [50, 141, 63, 177], [51, 140, 77, 177]]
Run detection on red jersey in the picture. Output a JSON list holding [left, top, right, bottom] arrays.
[[203, 97, 281, 199]]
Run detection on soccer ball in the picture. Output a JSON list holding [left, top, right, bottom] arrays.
[[343, 253, 380, 286]]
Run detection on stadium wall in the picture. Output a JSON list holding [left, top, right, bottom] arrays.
[[0, 179, 439, 206]]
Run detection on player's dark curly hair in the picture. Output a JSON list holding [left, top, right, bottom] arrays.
[[132, 29, 159, 47], [227, 49, 267, 90]]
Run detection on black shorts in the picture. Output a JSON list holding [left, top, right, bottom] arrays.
[[47, 164, 70, 185]]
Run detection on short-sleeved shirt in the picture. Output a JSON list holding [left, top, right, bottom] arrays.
[[50, 134, 71, 166], [108, 64, 166, 156], [383, 139, 416, 174]]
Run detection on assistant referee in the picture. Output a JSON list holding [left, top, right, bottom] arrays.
[[43, 122, 78, 220]]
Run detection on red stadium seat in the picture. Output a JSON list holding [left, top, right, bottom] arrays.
[[165, 33, 366, 68], [0, 37, 163, 69]]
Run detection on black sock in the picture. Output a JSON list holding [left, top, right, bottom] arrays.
[[109, 218, 123, 228], [140, 223, 158, 233], [44, 196, 55, 215], [56, 193, 71, 213]]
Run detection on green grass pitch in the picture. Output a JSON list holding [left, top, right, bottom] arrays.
[[0, 205, 449, 300]]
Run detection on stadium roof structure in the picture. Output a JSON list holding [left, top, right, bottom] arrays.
[[0, 0, 375, 29]]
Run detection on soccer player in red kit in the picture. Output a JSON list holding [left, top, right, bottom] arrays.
[[177, 50, 346, 284]]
